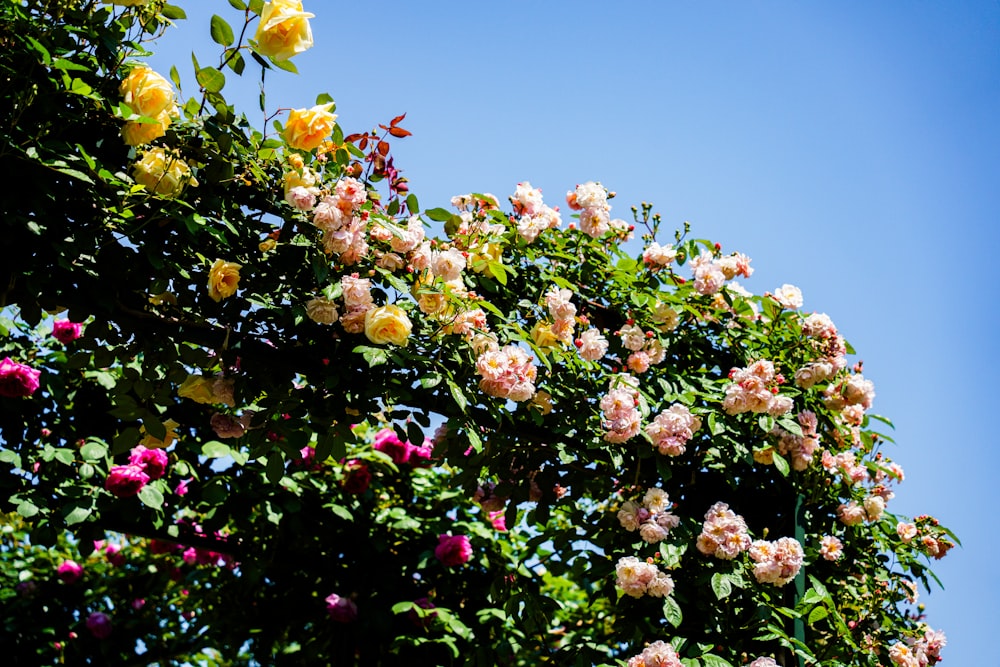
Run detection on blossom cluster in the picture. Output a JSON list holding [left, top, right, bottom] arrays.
[[434, 534, 472, 567], [721, 359, 793, 416], [896, 516, 955, 560], [889, 628, 947, 667], [616, 488, 680, 543], [689, 251, 753, 296], [625, 640, 683, 667], [105, 444, 169, 497], [566, 181, 631, 240], [119, 65, 177, 146], [696, 502, 752, 559], [644, 403, 702, 456], [542, 286, 577, 345], [794, 312, 848, 389], [372, 428, 433, 466], [617, 322, 667, 374], [509, 181, 562, 243], [475, 343, 538, 402], [756, 410, 819, 471], [600, 376, 642, 443], [614, 556, 674, 598], [748, 537, 804, 587]]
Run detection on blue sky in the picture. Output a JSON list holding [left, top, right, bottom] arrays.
[[149, 2, 999, 662]]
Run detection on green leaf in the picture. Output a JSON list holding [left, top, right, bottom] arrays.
[[757, 415, 775, 432], [711, 572, 732, 599], [0, 450, 22, 468], [227, 0, 247, 10], [265, 452, 285, 483], [210, 15, 235, 46], [329, 504, 353, 522], [17, 502, 38, 518], [405, 193, 420, 213], [391, 601, 416, 615], [80, 440, 108, 461], [663, 596, 683, 627], [700, 655, 734, 667], [53, 449, 74, 466], [353, 345, 389, 368], [446, 379, 468, 412], [777, 417, 803, 437], [138, 485, 164, 510], [771, 451, 790, 477], [161, 4, 187, 19], [196, 66, 226, 93], [64, 505, 92, 525], [808, 605, 830, 624], [202, 441, 231, 459], [424, 207, 453, 222]]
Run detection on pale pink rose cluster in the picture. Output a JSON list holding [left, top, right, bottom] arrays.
[[689, 251, 753, 296], [451, 192, 501, 213], [897, 518, 953, 560], [696, 502, 751, 559], [510, 181, 561, 243], [722, 360, 792, 417], [566, 181, 631, 240], [644, 404, 702, 456], [576, 327, 609, 362], [794, 312, 848, 389], [600, 378, 642, 443], [625, 640, 683, 667], [771, 283, 803, 309], [544, 287, 577, 344], [312, 177, 371, 265], [889, 628, 946, 667], [617, 323, 667, 374], [475, 344, 537, 402], [616, 488, 680, 543], [836, 496, 885, 526], [370, 215, 428, 271], [615, 556, 674, 599], [283, 161, 320, 211], [339, 274, 374, 333], [818, 535, 844, 561], [823, 373, 876, 412], [759, 410, 819, 471], [749, 536, 804, 587], [642, 241, 677, 268], [821, 450, 869, 486]]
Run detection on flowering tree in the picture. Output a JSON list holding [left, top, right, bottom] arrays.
[[0, 2, 955, 666]]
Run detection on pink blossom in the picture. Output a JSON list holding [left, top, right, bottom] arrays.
[[85, 612, 112, 639], [342, 460, 371, 494], [325, 593, 358, 623], [0, 357, 41, 398], [819, 535, 844, 561], [105, 464, 149, 497], [510, 181, 544, 216], [772, 284, 804, 309], [434, 534, 472, 567], [373, 428, 411, 464], [897, 522, 918, 543], [614, 556, 674, 599], [129, 445, 169, 480], [748, 659, 778, 667], [52, 320, 83, 344], [175, 479, 190, 496], [749, 537, 803, 587], [57, 560, 83, 584], [626, 640, 683, 667], [577, 328, 609, 362], [645, 404, 702, 456], [487, 510, 507, 532], [696, 502, 751, 559]]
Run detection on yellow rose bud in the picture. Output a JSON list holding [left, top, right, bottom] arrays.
[[530, 321, 559, 349], [177, 376, 215, 404], [140, 418, 180, 449], [120, 66, 175, 118], [254, 0, 315, 62], [259, 238, 277, 253], [283, 103, 337, 151], [132, 147, 197, 196], [364, 304, 412, 346], [207, 260, 242, 302]]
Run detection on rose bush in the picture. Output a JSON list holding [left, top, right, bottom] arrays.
[[0, 2, 955, 666]]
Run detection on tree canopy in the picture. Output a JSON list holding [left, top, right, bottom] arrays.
[[0, 2, 954, 666]]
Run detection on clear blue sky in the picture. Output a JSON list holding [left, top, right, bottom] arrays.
[[149, 2, 1000, 663]]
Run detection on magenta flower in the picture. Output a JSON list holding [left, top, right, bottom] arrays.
[[325, 593, 358, 623], [434, 534, 472, 567], [373, 428, 411, 464], [52, 320, 83, 344], [128, 445, 169, 480], [105, 464, 150, 497], [57, 560, 83, 584], [85, 611, 112, 639], [0, 357, 40, 398], [342, 460, 371, 494]]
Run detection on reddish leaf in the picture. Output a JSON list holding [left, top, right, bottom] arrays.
[[376, 140, 390, 157], [388, 127, 412, 138], [358, 137, 368, 150], [389, 113, 407, 126], [344, 133, 365, 143]]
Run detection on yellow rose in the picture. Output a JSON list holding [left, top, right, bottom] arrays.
[[177, 375, 215, 404], [364, 304, 412, 346], [140, 418, 180, 449], [470, 242, 504, 277], [122, 109, 173, 147], [530, 321, 559, 349], [120, 66, 175, 118], [254, 0, 315, 62], [132, 147, 197, 196], [283, 103, 337, 151], [207, 260, 242, 302]]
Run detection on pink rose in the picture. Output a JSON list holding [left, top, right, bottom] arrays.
[[85, 612, 112, 639], [434, 534, 472, 567], [57, 560, 83, 584], [342, 460, 371, 494], [325, 593, 358, 623], [105, 464, 150, 497], [0, 357, 41, 398], [52, 320, 83, 344], [128, 445, 169, 480]]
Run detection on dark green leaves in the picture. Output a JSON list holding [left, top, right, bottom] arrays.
[[210, 15, 235, 46]]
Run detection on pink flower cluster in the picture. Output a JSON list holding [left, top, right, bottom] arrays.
[[758, 410, 819, 471], [475, 344, 537, 402], [794, 313, 847, 389], [614, 556, 674, 598], [57, 559, 83, 584], [749, 537, 804, 586], [339, 274, 374, 333], [823, 373, 876, 412], [889, 628, 946, 667], [52, 319, 83, 344], [617, 323, 666, 374], [822, 450, 869, 486], [342, 459, 372, 493], [837, 496, 885, 526], [645, 404, 702, 456], [616, 488, 680, 543], [600, 379, 641, 443], [434, 534, 471, 567], [642, 242, 677, 269], [105, 445, 169, 498], [575, 327, 609, 362], [311, 177, 370, 265], [373, 428, 432, 466], [696, 502, 751, 560], [0, 357, 40, 398], [626, 640, 683, 667], [689, 251, 752, 296], [566, 181, 631, 240], [722, 360, 793, 417], [544, 286, 577, 344], [510, 181, 561, 243]]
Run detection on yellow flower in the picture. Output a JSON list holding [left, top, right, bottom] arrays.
[[254, 0, 315, 62], [177, 376, 215, 404], [132, 147, 197, 196], [283, 103, 337, 151], [469, 242, 504, 277], [207, 260, 242, 302], [530, 321, 559, 349], [121, 110, 172, 147], [140, 419, 180, 449], [364, 304, 412, 346], [120, 66, 175, 118]]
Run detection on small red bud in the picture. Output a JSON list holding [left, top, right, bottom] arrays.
[[574, 339, 583, 348], [714, 242, 722, 250]]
